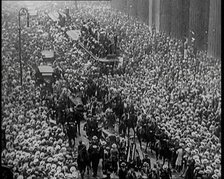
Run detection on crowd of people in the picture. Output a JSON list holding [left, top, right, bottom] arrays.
[[2, 1, 221, 179], [80, 18, 118, 58]]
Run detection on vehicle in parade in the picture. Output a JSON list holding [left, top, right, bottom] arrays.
[[2, 1, 221, 179], [48, 10, 70, 27], [41, 50, 55, 65]]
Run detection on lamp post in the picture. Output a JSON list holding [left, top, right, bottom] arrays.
[[18, 8, 29, 86], [75, 0, 78, 10], [128, 5, 132, 19]]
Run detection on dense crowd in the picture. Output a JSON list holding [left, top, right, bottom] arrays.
[[1, 1, 221, 179]]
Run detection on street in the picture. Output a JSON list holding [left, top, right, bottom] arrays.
[[73, 121, 181, 179]]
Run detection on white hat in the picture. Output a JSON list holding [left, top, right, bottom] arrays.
[[57, 165, 62, 172], [214, 169, 220, 174], [70, 166, 76, 173], [112, 143, 117, 148], [212, 174, 218, 179], [47, 157, 53, 163], [51, 164, 57, 170], [215, 159, 221, 164], [202, 159, 209, 164], [205, 169, 212, 174], [101, 141, 107, 145], [17, 175, 24, 179], [185, 148, 190, 153]]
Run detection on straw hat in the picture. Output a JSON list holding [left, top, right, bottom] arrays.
[[112, 143, 117, 148], [70, 166, 76, 173]]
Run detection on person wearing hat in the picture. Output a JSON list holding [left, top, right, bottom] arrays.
[[183, 158, 195, 179], [175, 144, 184, 173], [73, 107, 82, 136], [110, 143, 119, 174], [89, 116, 99, 139], [101, 142, 110, 175], [118, 138, 126, 159], [84, 115, 92, 138], [141, 161, 150, 179], [119, 162, 128, 179], [142, 154, 151, 169], [88, 136, 102, 178], [126, 166, 137, 179], [134, 156, 142, 172], [105, 107, 116, 132], [77, 141, 88, 179], [65, 110, 77, 148], [160, 164, 172, 179]]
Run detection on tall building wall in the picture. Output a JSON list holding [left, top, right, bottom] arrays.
[[121, 0, 127, 13], [207, 0, 221, 59], [128, 0, 137, 18], [111, 0, 220, 59], [153, 0, 160, 32], [148, 0, 153, 30], [111, 0, 126, 13], [159, 0, 171, 36], [170, 0, 184, 39], [136, 0, 149, 25], [137, 0, 142, 21], [182, 0, 190, 39], [142, 0, 149, 25], [189, 0, 210, 51]]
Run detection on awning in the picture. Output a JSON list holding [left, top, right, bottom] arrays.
[[29, 10, 38, 17], [41, 73, 53, 76], [59, 12, 67, 18], [98, 58, 119, 63], [38, 65, 54, 74], [41, 50, 54, 59], [66, 30, 81, 41], [68, 95, 83, 106], [48, 12, 59, 22]]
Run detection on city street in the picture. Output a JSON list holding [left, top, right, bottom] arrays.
[[74, 121, 181, 179], [1, 1, 221, 179]]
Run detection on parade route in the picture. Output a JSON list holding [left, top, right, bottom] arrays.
[[1, 1, 221, 179], [74, 121, 181, 179]]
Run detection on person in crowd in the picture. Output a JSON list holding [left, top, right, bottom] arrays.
[[110, 143, 119, 174], [1, 1, 221, 179], [160, 164, 172, 179], [65, 107, 77, 148], [126, 166, 137, 179], [134, 156, 142, 173], [118, 162, 128, 179], [77, 141, 88, 179], [88, 136, 101, 177], [184, 158, 195, 179], [142, 154, 151, 169], [175, 144, 184, 173]]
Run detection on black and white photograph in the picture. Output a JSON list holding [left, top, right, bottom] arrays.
[[1, 0, 221, 179]]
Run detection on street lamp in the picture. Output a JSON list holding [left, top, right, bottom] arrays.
[[18, 8, 29, 86], [75, 0, 78, 10], [128, 5, 132, 19]]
